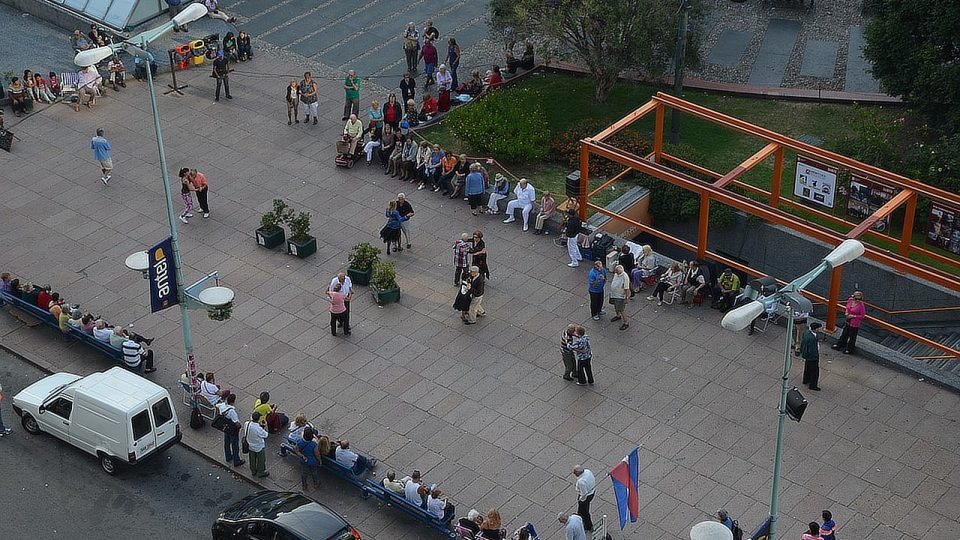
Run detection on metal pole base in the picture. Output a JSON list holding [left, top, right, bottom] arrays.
[[164, 83, 188, 96]]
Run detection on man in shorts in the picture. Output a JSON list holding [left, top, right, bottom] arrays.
[[91, 128, 112, 184]]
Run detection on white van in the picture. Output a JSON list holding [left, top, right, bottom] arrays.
[[13, 367, 181, 475]]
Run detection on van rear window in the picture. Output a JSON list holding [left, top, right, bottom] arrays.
[[152, 398, 173, 427], [132, 410, 151, 441]]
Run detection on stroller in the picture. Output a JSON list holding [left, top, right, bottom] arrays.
[[335, 131, 365, 168]]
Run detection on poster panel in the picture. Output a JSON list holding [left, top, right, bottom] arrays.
[[794, 156, 837, 208]]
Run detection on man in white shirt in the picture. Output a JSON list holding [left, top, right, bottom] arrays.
[[335, 439, 376, 474], [122, 339, 155, 373], [92, 319, 113, 342], [503, 178, 536, 231], [382, 471, 411, 494], [558, 512, 587, 540], [245, 411, 269, 478], [216, 394, 244, 467], [329, 272, 354, 328], [404, 470, 425, 506], [573, 466, 596, 531]]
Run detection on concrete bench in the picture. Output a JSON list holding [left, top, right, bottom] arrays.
[[362, 478, 455, 538]]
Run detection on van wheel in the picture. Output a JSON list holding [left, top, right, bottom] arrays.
[[99, 453, 119, 475], [21, 413, 40, 434]]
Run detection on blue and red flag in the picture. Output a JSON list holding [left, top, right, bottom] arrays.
[[609, 447, 640, 530]]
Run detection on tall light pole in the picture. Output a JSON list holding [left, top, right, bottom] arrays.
[[669, 0, 691, 144], [720, 239, 864, 540], [75, 4, 222, 414]]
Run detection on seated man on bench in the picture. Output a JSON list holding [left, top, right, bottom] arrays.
[[334, 439, 377, 474], [122, 336, 156, 373]]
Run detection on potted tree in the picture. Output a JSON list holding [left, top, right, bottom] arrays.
[[286, 211, 317, 258], [347, 242, 381, 286], [256, 199, 292, 249], [370, 260, 400, 305]]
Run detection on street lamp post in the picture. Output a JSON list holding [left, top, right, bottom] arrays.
[[669, 0, 691, 144], [720, 239, 864, 540], [75, 5, 218, 414]]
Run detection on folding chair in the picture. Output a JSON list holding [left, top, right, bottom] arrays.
[[60, 71, 82, 102]]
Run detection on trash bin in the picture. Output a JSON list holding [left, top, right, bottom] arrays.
[[190, 39, 205, 65], [203, 33, 220, 60], [565, 170, 582, 198], [174, 44, 191, 70]]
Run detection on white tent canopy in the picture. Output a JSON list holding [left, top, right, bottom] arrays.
[[51, 0, 167, 31]]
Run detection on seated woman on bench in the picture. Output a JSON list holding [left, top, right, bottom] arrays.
[[480, 508, 505, 540], [334, 439, 377, 474], [279, 413, 314, 457], [458, 509, 484, 537], [426, 488, 456, 523]]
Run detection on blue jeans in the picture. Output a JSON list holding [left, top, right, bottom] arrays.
[[301, 461, 321, 490], [353, 454, 375, 475], [279, 434, 298, 456], [224, 431, 241, 465]]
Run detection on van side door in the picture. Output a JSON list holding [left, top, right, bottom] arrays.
[[130, 408, 157, 460], [150, 396, 177, 448], [41, 396, 74, 443]]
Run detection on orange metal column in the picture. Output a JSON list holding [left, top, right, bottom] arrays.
[[771, 147, 784, 208], [826, 266, 844, 332], [579, 141, 590, 221], [900, 192, 917, 257], [697, 194, 709, 260], [654, 104, 665, 163]]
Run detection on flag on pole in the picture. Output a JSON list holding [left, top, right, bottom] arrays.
[[609, 447, 640, 530]]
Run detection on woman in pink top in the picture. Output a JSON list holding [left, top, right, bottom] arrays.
[[326, 283, 350, 336], [533, 191, 555, 235], [800, 522, 820, 540], [832, 290, 866, 354]]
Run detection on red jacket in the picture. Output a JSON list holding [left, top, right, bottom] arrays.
[[36, 290, 52, 308]]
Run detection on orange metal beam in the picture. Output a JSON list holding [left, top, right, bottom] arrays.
[[578, 140, 590, 221], [586, 202, 699, 253], [901, 192, 917, 257], [593, 100, 659, 142], [697, 195, 710, 260], [771, 147, 784, 208], [846, 189, 915, 239], [654, 104, 665, 163], [653, 92, 960, 207], [582, 138, 960, 292], [661, 152, 723, 179], [714, 142, 780, 188]]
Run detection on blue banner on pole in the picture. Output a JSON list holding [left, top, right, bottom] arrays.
[[148, 237, 179, 312]]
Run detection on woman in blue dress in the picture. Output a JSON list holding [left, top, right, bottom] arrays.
[[445, 37, 461, 91]]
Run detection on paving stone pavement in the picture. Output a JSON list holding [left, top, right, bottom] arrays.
[[1, 15, 958, 540]]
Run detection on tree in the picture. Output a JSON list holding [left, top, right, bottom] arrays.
[[492, 0, 696, 103], [863, 0, 960, 132]]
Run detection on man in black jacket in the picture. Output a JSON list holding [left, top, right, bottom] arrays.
[[213, 53, 231, 101], [464, 266, 485, 324]]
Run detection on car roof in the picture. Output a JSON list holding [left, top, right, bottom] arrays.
[[242, 491, 349, 539], [75, 367, 167, 410]]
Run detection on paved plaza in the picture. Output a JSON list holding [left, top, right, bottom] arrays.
[[0, 7, 953, 540]]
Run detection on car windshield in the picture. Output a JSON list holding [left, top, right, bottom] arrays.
[[241, 492, 311, 519]]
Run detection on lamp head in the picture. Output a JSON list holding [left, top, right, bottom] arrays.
[[781, 291, 814, 316], [174, 2, 208, 25], [721, 300, 765, 331], [823, 239, 864, 268], [74, 46, 114, 67]]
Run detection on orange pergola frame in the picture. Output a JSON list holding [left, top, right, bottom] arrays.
[[577, 92, 960, 359]]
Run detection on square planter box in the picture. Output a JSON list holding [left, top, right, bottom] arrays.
[[287, 236, 317, 258], [371, 285, 400, 306], [347, 267, 373, 286], [256, 227, 285, 249]]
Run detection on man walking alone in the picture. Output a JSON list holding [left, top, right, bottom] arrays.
[[91, 128, 113, 185], [573, 466, 596, 531], [213, 52, 232, 101]]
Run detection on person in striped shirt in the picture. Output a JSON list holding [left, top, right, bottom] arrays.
[[122, 338, 155, 373]]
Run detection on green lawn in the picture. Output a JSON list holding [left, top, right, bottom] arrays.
[[418, 72, 957, 275]]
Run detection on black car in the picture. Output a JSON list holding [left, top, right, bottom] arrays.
[[213, 490, 362, 540]]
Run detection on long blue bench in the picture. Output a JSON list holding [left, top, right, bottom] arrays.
[[0, 291, 127, 367], [362, 478, 456, 538], [320, 455, 370, 489]]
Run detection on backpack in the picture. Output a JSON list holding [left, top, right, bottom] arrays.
[[211, 405, 238, 434], [266, 411, 289, 434], [731, 520, 743, 540]]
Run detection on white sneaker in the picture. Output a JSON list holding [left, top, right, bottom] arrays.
[[104, 175, 112, 182], [503, 217, 515, 224], [646, 296, 655, 301], [522, 225, 529, 232], [203, 213, 210, 218], [567, 262, 579, 267], [592, 315, 600, 321], [184, 213, 194, 218], [179, 215, 188, 224], [100, 176, 108, 185]]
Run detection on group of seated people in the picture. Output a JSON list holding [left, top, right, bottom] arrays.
[[221, 31, 254, 63], [71, 24, 114, 52], [0, 272, 155, 372], [276, 412, 377, 473], [377, 469, 456, 523], [2, 70, 60, 117]]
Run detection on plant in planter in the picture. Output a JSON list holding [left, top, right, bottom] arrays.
[[256, 199, 293, 249], [286, 211, 317, 258], [346, 242, 381, 286], [207, 302, 233, 321], [370, 260, 400, 305]]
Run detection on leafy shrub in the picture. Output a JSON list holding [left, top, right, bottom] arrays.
[[347, 242, 381, 271], [370, 261, 397, 290], [551, 119, 652, 178], [287, 211, 312, 241], [444, 86, 550, 163]]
